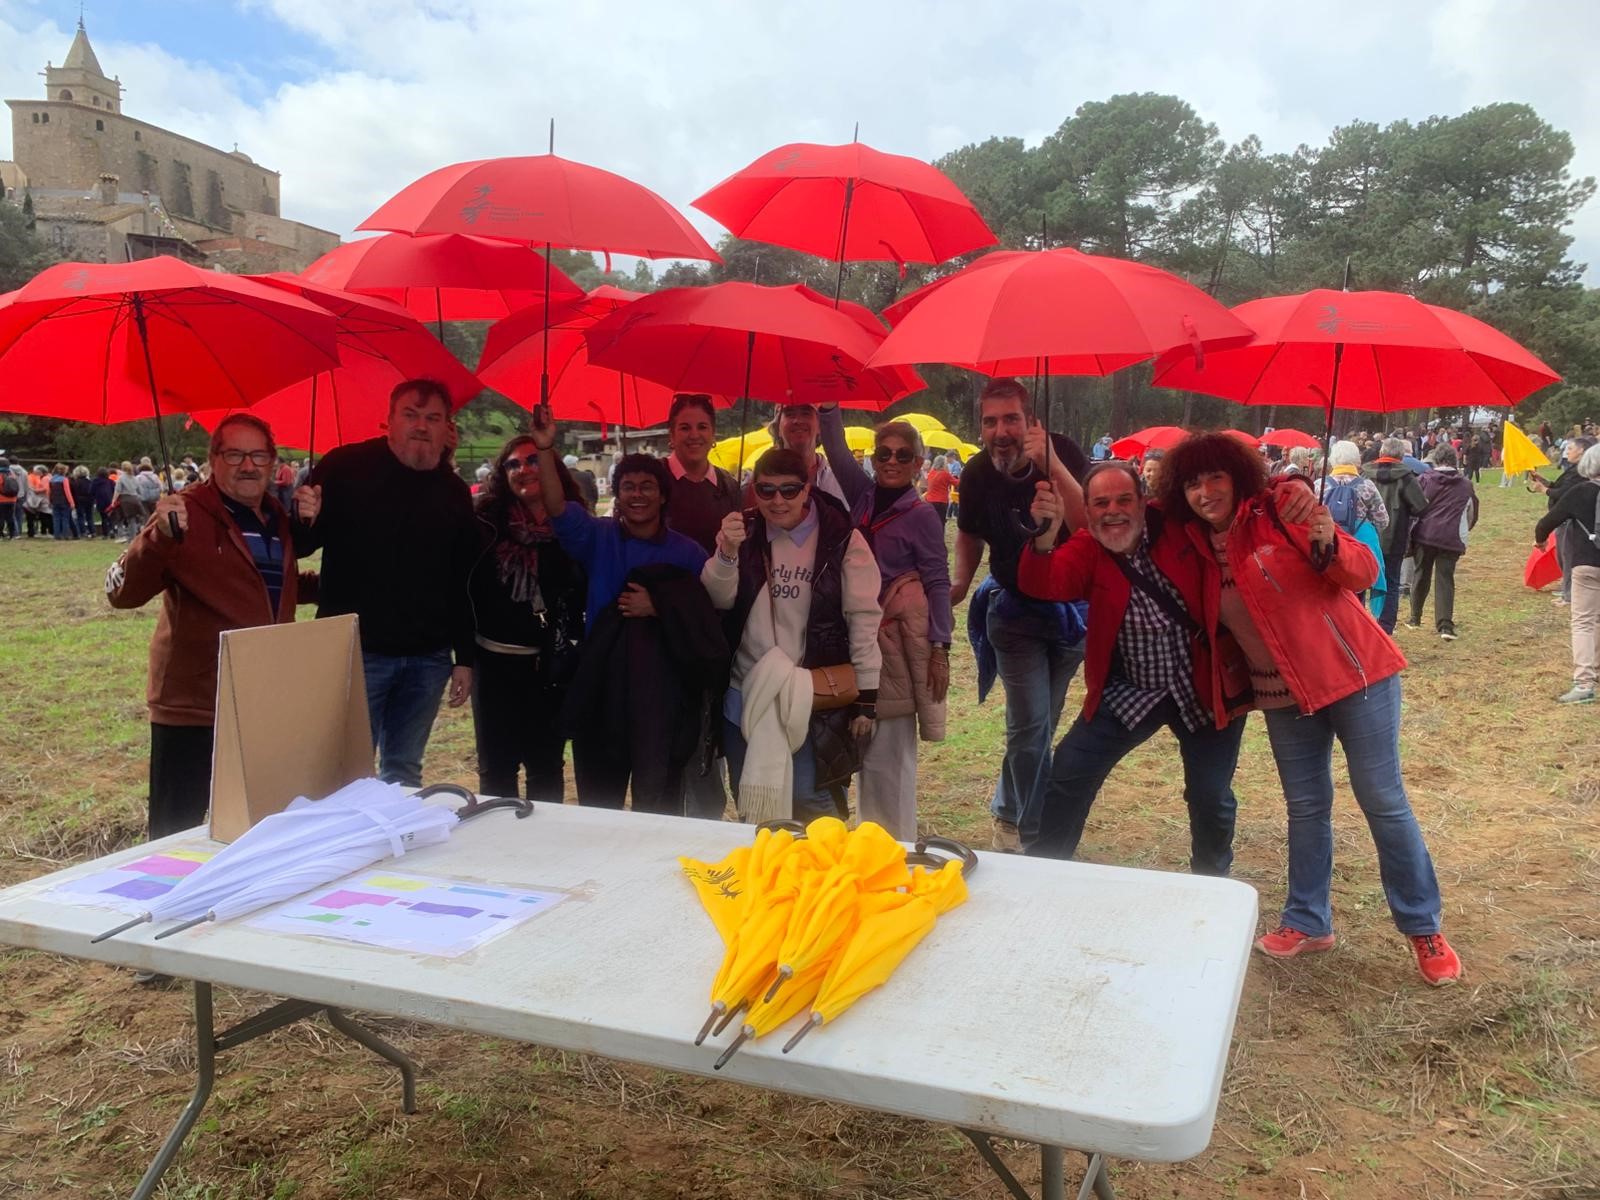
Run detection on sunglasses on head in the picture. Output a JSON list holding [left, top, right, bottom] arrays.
[[754, 481, 806, 500], [873, 447, 916, 465], [503, 456, 537, 472]]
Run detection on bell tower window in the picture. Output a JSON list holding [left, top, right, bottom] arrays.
[[59, 89, 73, 101]]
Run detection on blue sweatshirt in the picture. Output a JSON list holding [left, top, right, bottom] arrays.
[[552, 501, 708, 631]]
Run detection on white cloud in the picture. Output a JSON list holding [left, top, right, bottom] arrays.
[[3, 0, 1598, 277]]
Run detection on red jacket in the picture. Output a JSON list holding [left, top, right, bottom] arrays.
[[1177, 490, 1405, 715], [106, 480, 300, 725], [1016, 508, 1252, 730]]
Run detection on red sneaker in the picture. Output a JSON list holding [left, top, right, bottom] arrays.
[[1410, 934, 1462, 986], [1255, 926, 1336, 958]]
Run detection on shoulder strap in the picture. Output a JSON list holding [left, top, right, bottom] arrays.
[[1107, 550, 1203, 639]]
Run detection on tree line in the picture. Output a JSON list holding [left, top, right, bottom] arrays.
[[3, 92, 1597, 458]]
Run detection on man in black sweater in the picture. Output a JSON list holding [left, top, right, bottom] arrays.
[[294, 379, 477, 786]]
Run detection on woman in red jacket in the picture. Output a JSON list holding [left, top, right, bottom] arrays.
[[1157, 433, 1462, 987]]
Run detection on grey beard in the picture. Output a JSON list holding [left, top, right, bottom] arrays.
[[988, 443, 1023, 474]]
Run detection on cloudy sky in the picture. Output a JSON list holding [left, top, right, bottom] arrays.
[[3, 0, 1599, 277]]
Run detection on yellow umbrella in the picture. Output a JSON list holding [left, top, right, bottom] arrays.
[[1502, 422, 1550, 477], [677, 843, 753, 946], [713, 959, 830, 1069], [921, 428, 963, 451], [711, 428, 771, 471], [893, 412, 949, 434]]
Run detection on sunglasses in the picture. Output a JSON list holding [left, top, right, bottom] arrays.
[[873, 447, 916, 465], [753, 481, 806, 500], [503, 456, 538, 472]]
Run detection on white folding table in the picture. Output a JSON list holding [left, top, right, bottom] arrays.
[[0, 801, 1258, 1200]]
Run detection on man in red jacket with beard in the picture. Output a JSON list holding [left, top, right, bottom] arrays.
[[1017, 461, 1316, 872]]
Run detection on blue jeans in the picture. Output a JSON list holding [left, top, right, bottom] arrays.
[[722, 717, 838, 824], [986, 601, 1084, 838], [362, 649, 454, 787], [1377, 550, 1405, 633], [51, 504, 75, 539], [1262, 674, 1442, 937], [1029, 699, 1244, 875]]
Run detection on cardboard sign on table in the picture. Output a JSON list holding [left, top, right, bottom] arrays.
[[209, 614, 373, 842]]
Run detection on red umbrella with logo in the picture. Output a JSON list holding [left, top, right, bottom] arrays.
[[1150, 288, 1561, 490], [299, 233, 583, 333], [693, 138, 996, 302], [189, 275, 482, 458], [585, 282, 921, 468], [359, 142, 720, 411], [0, 257, 339, 538]]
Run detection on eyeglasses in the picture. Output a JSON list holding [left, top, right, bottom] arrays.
[[754, 481, 806, 500], [503, 456, 537, 473], [873, 447, 916, 465], [217, 449, 274, 466]]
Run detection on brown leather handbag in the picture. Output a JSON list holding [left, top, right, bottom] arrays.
[[809, 663, 859, 711]]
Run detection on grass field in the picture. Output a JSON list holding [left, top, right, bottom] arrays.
[[1, 474, 1596, 1199]]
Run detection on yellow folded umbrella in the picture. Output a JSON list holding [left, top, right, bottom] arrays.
[[677, 844, 752, 946], [714, 959, 831, 1069]]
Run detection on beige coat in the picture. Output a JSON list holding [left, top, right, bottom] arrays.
[[876, 571, 947, 740]]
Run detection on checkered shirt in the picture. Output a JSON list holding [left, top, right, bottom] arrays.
[[1100, 536, 1209, 732]]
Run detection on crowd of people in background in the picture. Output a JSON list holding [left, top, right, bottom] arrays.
[[11, 376, 1595, 989]]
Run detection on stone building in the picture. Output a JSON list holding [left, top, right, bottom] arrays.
[[1, 20, 338, 271]]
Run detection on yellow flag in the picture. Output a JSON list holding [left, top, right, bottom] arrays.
[[1502, 422, 1551, 477]]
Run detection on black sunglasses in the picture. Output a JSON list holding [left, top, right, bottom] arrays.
[[754, 481, 806, 500], [503, 456, 538, 472], [873, 447, 916, 465]]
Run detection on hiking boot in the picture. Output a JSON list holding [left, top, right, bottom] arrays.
[[1557, 685, 1596, 704], [990, 817, 1022, 854], [1410, 934, 1461, 987], [1255, 926, 1336, 958]]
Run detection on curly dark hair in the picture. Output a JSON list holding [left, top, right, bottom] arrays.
[[611, 452, 674, 502], [475, 435, 584, 531], [1154, 432, 1269, 522]]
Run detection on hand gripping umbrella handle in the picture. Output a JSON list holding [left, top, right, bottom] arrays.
[[1007, 459, 1047, 537], [420, 783, 533, 822]]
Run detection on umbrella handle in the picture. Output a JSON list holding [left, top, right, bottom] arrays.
[[754, 819, 808, 839], [915, 835, 979, 877], [1006, 460, 1047, 537], [416, 783, 534, 822]]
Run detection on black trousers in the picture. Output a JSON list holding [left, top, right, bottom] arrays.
[[572, 735, 686, 815], [149, 722, 215, 838], [1411, 545, 1460, 633], [470, 649, 568, 802]]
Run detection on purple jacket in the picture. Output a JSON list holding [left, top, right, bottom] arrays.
[[1412, 468, 1479, 555], [819, 407, 953, 645]]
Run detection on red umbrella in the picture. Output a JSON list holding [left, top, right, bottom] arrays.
[[585, 282, 921, 466], [1150, 288, 1560, 491], [189, 276, 482, 458], [299, 233, 583, 331], [692, 139, 996, 302], [870, 248, 1253, 375], [1525, 540, 1562, 591], [359, 148, 719, 412], [479, 287, 719, 444], [0, 258, 339, 536], [1109, 425, 1188, 460], [1261, 427, 1322, 450], [1150, 290, 1560, 413], [1221, 428, 1261, 446]]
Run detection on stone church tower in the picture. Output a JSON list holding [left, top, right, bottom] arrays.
[[2, 20, 338, 270]]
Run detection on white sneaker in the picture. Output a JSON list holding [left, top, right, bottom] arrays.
[[1440, 630, 1459, 642], [1557, 686, 1596, 704]]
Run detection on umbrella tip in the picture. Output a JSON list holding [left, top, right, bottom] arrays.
[[781, 1013, 823, 1054], [153, 911, 214, 940], [694, 1003, 726, 1047], [762, 966, 792, 1004], [90, 911, 151, 944], [711, 998, 747, 1038], [712, 1028, 750, 1071]]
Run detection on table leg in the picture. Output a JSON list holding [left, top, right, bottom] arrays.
[[130, 981, 216, 1200], [1076, 1152, 1114, 1200], [327, 1008, 418, 1114], [1041, 1144, 1065, 1199], [957, 1130, 1116, 1200]]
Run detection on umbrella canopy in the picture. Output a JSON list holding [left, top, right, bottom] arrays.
[[1220, 428, 1262, 446], [692, 140, 996, 266], [480, 322, 700, 429], [710, 428, 772, 471], [584, 282, 919, 410], [299, 233, 583, 325], [358, 154, 720, 262], [188, 275, 482, 456], [1261, 427, 1322, 450], [892, 412, 950, 434], [1109, 425, 1189, 460], [1502, 421, 1552, 476], [1149, 289, 1561, 413], [1525, 541, 1562, 591], [871, 248, 1253, 375], [0, 257, 339, 424]]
